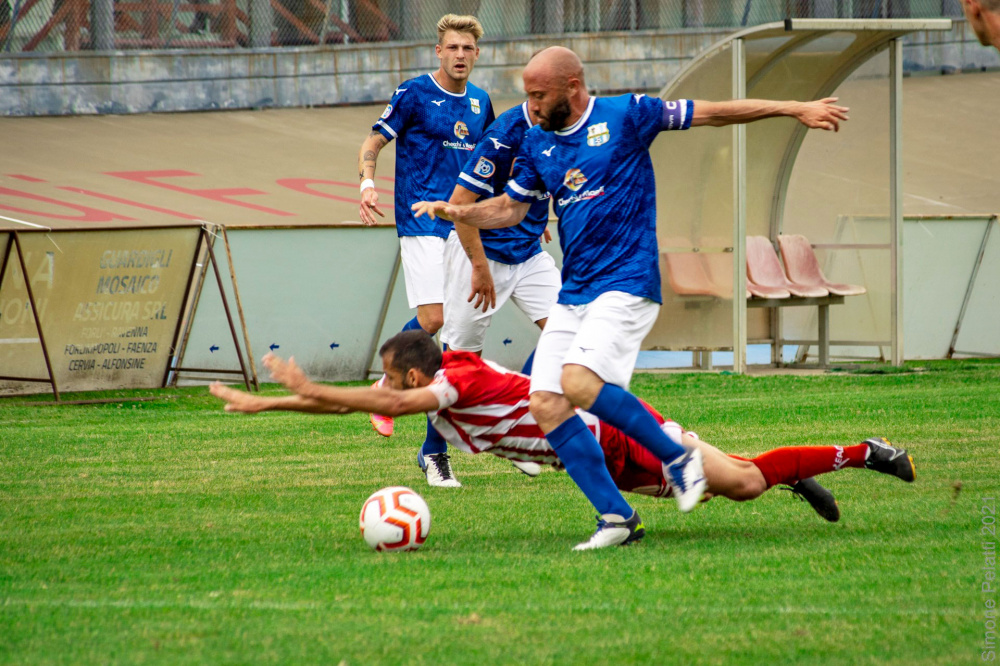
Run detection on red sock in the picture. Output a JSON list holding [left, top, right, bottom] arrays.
[[750, 444, 868, 489]]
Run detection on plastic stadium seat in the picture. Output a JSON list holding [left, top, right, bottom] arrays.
[[662, 250, 732, 298], [777, 234, 867, 297], [746, 235, 828, 298]]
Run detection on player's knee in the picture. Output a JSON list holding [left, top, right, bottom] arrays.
[[421, 313, 444, 335], [529, 391, 572, 431], [730, 475, 767, 501], [559, 364, 602, 408]]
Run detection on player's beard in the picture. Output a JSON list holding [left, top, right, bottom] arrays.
[[539, 96, 572, 132]]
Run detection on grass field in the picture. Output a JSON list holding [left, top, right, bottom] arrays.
[[1, 360, 997, 665]]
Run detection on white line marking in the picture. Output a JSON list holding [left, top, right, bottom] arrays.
[[0, 338, 40, 344]]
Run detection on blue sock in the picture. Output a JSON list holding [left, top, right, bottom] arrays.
[[520, 349, 536, 376], [588, 384, 685, 464], [420, 416, 448, 456], [546, 415, 633, 517], [401, 316, 424, 333]]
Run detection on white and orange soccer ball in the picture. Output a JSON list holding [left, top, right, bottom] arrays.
[[359, 486, 431, 552]]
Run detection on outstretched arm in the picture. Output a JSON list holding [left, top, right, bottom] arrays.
[[210, 383, 352, 414], [261, 353, 441, 417], [411, 192, 531, 230], [358, 130, 390, 225], [690, 97, 849, 131]]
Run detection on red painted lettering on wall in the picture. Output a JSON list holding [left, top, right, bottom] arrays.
[[0, 187, 138, 222], [106, 170, 295, 217], [276, 179, 394, 204]]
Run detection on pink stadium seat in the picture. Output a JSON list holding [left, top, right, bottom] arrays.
[[746, 236, 828, 298], [777, 234, 867, 297], [661, 250, 733, 298]]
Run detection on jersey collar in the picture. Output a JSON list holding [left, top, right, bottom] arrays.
[[520, 101, 534, 127], [555, 96, 595, 137], [427, 72, 467, 97]]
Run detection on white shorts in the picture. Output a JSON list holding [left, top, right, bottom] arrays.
[[399, 235, 446, 308], [529, 291, 659, 395], [441, 231, 561, 351]]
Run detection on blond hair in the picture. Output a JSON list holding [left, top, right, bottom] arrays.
[[436, 14, 484, 44]]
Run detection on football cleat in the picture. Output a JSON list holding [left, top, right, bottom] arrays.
[[863, 437, 915, 482], [418, 451, 461, 488], [369, 381, 394, 437], [785, 477, 840, 523], [573, 510, 645, 551], [666, 446, 707, 513], [510, 460, 542, 477]]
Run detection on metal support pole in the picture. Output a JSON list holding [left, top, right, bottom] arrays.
[[249, 0, 273, 47], [91, 0, 115, 50], [948, 216, 996, 358], [732, 38, 748, 374], [221, 226, 259, 390], [889, 39, 904, 366], [11, 232, 60, 401]]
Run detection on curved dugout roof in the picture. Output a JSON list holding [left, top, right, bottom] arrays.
[[646, 19, 952, 369]]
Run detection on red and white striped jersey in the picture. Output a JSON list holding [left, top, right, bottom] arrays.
[[425, 351, 601, 465]]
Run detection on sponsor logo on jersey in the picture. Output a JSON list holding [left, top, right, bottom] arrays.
[[431, 99, 445, 107], [454, 121, 469, 139], [471, 98, 481, 114], [394, 87, 407, 96], [633, 93, 646, 102], [380, 104, 393, 119], [542, 145, 556, 157], [586, 122, 610, 147], [557, 177, 605, 208], [473, 157, 496, 178], [563, 168, 588, 191], [489, 138, 511, 150]]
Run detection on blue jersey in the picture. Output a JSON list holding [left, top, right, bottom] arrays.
[[374, 74, 495, 238], [456, 102, 550, 265], [505, 94, 692, 305]]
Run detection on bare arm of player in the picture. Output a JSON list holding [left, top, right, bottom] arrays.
[[411, 193, 531, 230], [449, 184, 496, 313], [358, 131, 390, 226], [261, 353, 441, 417], [210, 383, 352, 414], [689, 97, 850, 131]]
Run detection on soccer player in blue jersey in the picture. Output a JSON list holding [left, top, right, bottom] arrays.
[[412, 46, 850, 549], [443, 100, 561, 480], [357, 14, 495, 487]]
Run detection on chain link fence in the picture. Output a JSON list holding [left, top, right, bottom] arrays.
[[1, 0, 963, 53]]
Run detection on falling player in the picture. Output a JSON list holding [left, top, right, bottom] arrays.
[[210, 331, 916, 550]]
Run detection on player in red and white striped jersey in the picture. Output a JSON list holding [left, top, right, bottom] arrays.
[[212, 330, 916, 541]]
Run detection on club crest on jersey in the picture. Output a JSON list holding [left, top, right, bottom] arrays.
[[380, 104, 393, 119], [564, 168, 588, 191], [473, 157, 496, 178], [586, 122, 610, 147], [454, 121, 469, 139], [470, 98, 481, 114]]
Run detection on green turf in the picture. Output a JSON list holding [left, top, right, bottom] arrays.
[[1, 360, 997, 665]]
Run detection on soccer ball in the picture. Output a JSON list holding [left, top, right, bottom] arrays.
[[359, 486, 431, 552]]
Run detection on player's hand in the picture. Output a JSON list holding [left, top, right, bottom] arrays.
[[359, 188, 385, 226], [209, 382, 264, 413], [541, 227, 553, 244], [411, 200, 455, 221], [797, 97, 849, 132], [469, 263, 497, 313], [263, 353, 309, 394]]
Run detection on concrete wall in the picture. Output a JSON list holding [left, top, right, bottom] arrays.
[[1, 22, 997, 117]]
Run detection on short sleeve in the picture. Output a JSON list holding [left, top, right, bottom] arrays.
[[372, 85, 411, 142], [458, 123, 515, 197], [425, 372, 459, 409], [504, 139, 548, 204], [627, 94, 692, 148]]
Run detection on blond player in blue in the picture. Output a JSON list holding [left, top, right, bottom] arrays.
[[356, 14, 495, 487], [413, 46, 850, 549]]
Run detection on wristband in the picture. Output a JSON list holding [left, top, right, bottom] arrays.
[[360, 179, 375, 193]]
